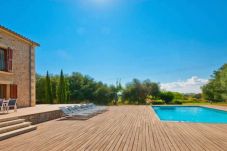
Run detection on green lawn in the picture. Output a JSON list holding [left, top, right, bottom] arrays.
[[183, 102, 227, 106]]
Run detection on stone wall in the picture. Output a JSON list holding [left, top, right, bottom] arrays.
[[0, 29, 36, 107], [20, 110, 63, 125]]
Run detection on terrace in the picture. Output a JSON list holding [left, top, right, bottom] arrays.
[[0, 105, 227, 151], [0, 104, 74, 124]]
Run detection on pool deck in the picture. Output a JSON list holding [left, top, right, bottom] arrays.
[[0, 104, 73, 121], [0, 105, 227, 151], [204, 105, 227, 111]]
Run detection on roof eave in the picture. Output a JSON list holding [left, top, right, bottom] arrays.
[[0, 25, 40, 47]]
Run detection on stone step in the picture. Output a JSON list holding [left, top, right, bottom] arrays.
[[0, 119, 25, 128], [0, 117, 18, 123], [0, 122, 31, 134], [0, 125, 37, 141]]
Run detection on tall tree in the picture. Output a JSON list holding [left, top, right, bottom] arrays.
[[122, 79, 161, 104], [45, 71, 53, 104], [116, 79, 122, 92], [143, 79, 160, 98], [51, 75, 59, 103], [36, 74, 46, 104], [65, 77, 70, 103], [159, 91, 174, 104], [202, 64, 227, 102], [57, 70, 67, 103]]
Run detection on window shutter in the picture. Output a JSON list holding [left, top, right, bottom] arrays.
[[4, 49, 7, 71], [7, 47, 13, 72], [3, 85, 7, 99], [0, 84, 7, 99], [10, 84, 17, 99]]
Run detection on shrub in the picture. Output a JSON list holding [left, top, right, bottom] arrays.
[[122, 79, 160, 104], [159, 91, 174, 104], [152, 100, 165, 105], [171, 100, 183, 105]]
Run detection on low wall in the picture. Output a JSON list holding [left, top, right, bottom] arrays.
[[19, 110, 63, 125]]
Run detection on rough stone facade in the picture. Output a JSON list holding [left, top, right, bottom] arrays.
[[0, 27, 38, 107], [21, 110, 63, 125]]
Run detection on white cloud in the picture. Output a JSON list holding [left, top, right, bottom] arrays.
[[161, 76, 208, 93]]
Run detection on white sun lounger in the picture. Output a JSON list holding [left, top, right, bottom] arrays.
[[60, 107, 91, 117]]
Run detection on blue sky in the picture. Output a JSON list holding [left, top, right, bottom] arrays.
[[0, 0, 227, 92]]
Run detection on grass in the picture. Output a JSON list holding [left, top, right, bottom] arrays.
[[183, 102, 227, 106]]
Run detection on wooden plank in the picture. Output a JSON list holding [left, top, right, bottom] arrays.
[[0, 106, 227, 151]]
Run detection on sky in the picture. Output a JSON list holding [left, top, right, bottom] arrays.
[[0, 0, 227, 93]]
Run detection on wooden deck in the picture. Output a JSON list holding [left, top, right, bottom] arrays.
[[0, 106, 227, 151], [0, 104, 73, 121]]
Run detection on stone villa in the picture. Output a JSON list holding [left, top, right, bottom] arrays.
[[0, 25, 39, 107]]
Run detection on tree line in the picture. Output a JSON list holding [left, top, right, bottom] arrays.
[[37, 70, 203, 105], [36, 71, 121, 105], [37, 64, 227, 105], [36, 70, 70, 104], [202, 64, 227, 102]]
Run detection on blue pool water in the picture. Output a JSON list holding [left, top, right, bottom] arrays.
[[152, 106, 227, 124]]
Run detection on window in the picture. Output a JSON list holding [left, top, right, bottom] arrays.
[[0, 48, 6, 71], [0, 47, 13, 72]]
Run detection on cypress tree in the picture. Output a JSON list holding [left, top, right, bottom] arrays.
[[65, 79, 70, 103], [45, 71, 53, 104], [57, 70, 66, 103]]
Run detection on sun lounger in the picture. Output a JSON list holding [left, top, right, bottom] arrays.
[[60, 107, 93, 119], [60, 107, 88, 116], [88, 103, 108, 112], [59, 103, 108, 120], [85, 104, 106, 113], [75, 104, 102, 114], [68, 106, 96, 115]]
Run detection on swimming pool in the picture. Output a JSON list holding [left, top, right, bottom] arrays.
[[152, 106, 227, 124]]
